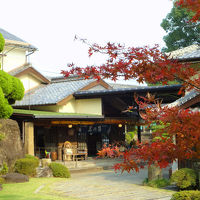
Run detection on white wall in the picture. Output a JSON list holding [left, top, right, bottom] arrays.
[[1, 47, 26, 72], [32, 97, 102, 115], [59, 98, 76, 113], [88, 85, 107, 90], [76, 98, 102, 115], [19, 74, 41, 92]]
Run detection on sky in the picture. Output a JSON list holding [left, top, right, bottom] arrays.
[[1, 0, 173, 84]]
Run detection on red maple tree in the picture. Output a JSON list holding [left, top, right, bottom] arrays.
[[62, 1, 200, 172], [177, 0, 200, 22]]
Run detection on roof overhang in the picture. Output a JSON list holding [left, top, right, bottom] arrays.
[[12, 109, 104, 120], [5, 39, 37, 51], [74, 84, 182, 101], [15, 67, 50, 84], [56, 79, 111, 105]]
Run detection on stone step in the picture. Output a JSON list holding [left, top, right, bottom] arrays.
[[69, 166, 104, 174]]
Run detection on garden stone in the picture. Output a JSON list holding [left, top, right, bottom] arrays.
[[0, 119, 24, 168], [36, 167, 53, 177], [41, 158, 51, 167], [3, 173, 29, 183], [148, 165, 162, 181]]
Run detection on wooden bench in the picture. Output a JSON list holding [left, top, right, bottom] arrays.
[[72, 147, 88, 161]]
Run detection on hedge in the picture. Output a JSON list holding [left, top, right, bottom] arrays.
[[14, 155, 39, 176], [49, 163, 70, 178], [171, 190, 200, 200], [171, 168, 197, 189]]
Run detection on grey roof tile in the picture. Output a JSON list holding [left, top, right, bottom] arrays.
[[0, 28, 37, 50], [168, 44, 200, 60], [13, 78, 95, 106], [8, 63, 31, 76], [168, 90, 199, 107], [178, 48, 200, 60], [0, 28, 26, 43], [74, 84, 182, 96], [108, 83, 138, 89]]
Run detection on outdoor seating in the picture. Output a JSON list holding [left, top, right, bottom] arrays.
[[62, 141, 88, 161]]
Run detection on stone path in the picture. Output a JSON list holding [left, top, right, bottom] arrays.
[[52, 169, 175, 200]]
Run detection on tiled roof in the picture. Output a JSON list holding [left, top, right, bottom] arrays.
[[168, 44, 200, 61], [109, 83, 138, 89], [8, 63, 31, 76], [178, 48, 200, 60], [13, 78, 95, 107], [8, 63, 50, 83], [168, 90, 199, 107], [74, 84, 182, 96], [0, 28, 37, 50], [0, 28, 26, 43]]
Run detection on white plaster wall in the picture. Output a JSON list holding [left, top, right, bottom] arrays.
[[19, 74, 41, 92], [1, 47, 26, 72], [76, 98, 102, 115], [59, 98, 76, 113], [58, 97, 102, 115], [88, 85, 107, 90]]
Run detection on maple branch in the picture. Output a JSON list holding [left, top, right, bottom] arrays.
[[174, 75, 200, 91]]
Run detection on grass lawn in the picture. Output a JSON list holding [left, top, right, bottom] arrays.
[[0, 178, 78, 200]]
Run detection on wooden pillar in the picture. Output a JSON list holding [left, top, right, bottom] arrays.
[[137, 125, 141, 142], [136, 104, 141, 143], [24, 122, 34, 156]]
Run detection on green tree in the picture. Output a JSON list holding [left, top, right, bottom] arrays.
[[161, 4, 200, 52], [0, 33, 24, 118]]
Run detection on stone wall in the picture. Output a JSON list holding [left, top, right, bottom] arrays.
[[0, 119, 24, 169]]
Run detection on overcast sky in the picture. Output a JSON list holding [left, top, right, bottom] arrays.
[[1, 0, 173, 84]]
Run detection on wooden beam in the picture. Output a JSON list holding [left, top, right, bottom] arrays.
[[57, 94, 74, 106]]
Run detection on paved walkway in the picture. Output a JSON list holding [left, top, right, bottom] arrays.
[[52, 169, 175, 200]]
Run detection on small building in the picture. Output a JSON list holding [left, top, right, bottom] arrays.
[[0, 28, 184, 160]]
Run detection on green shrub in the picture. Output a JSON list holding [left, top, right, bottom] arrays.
[[171, 190, 200, 200], [0, 33, 5, 52], [0, 177, 5, 184], [171, 168, 197, 189], [49, 163, 70, 178], [14, 157, 39, 177], [143, 178, 170, 188], [0, 162, 8, 175], [25, 154, 40, 167]]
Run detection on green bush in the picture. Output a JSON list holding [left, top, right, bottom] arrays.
[[0, 162, 8, 175], [125, 131, 135, 144], [0, 33, 5, 52], [143, 178, 170, 188], [14, 156, 39, 176], [0, 87, 13, 119], [171, 190, 200, 200], [171, 168, 197, 189], [0, 177, 5, 184], [49, 163, 70, 178], [25, 154, 40, 167]]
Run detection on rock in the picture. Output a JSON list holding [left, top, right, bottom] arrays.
[[36, 167, 53, 178], [3, 173, 29, 183], [0, 119, 24, 168], [41, 158, 51, 167]]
